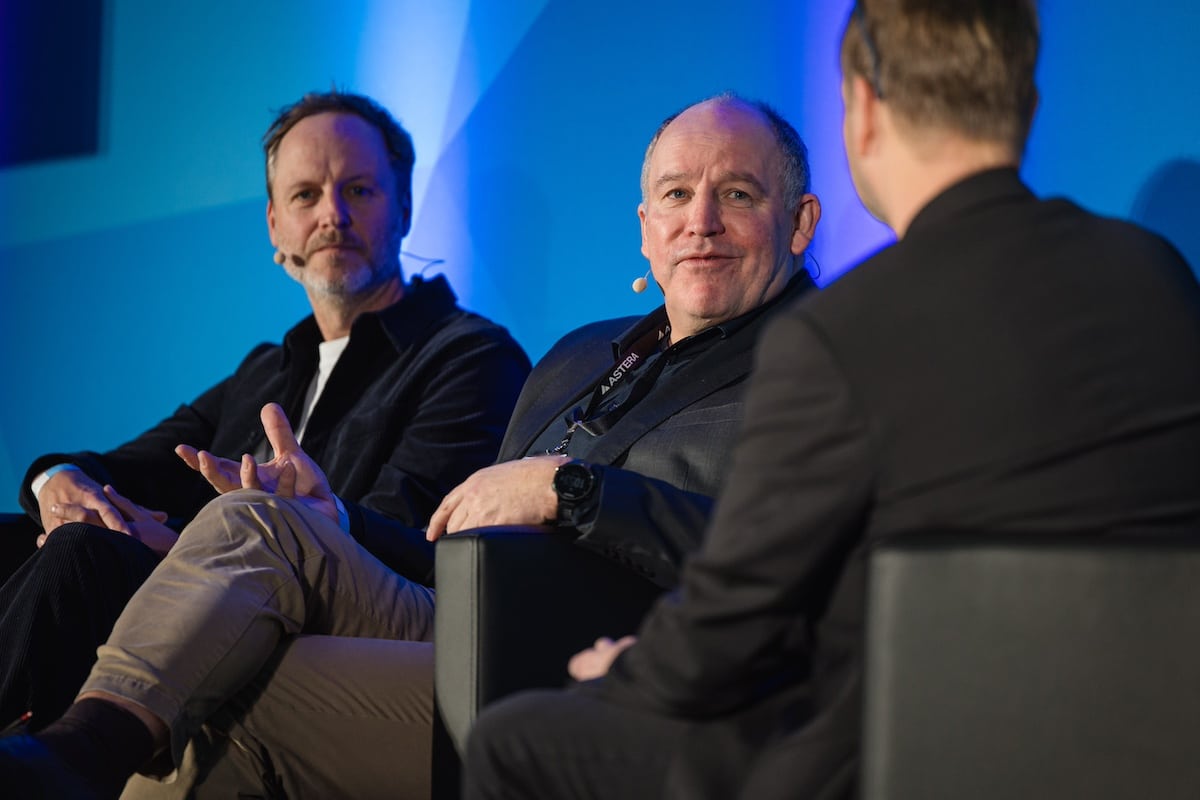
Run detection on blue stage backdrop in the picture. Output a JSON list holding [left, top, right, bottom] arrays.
[[1, 0, 1197, 502]]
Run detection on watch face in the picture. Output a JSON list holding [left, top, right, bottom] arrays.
[[555, 462, 594, 502]]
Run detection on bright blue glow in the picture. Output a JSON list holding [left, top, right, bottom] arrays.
[[799, 0, 896, 285], [1, 0, 1198, 501]]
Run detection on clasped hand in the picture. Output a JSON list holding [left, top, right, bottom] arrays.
[[37, 469, 178, 556], [175, 403, 338, 525]]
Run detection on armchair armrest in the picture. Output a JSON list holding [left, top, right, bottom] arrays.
[[433, 525, 664, 756], [0, 512, 38, 584]]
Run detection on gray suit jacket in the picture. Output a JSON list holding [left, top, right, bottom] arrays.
[[497, 275, 813, 589]]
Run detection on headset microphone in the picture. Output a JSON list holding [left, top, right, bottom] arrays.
[[273, 251, 306, 267], [632, 270, 651, 293]]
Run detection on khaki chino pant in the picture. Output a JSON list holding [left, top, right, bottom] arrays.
[[76, 490, 436, 799]]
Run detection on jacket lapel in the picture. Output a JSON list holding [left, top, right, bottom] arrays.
[[581, 331, 758, 465], [499, 315, 649, 460], [503, 361, 615, 458]]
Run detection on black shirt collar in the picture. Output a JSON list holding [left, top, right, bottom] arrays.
[[609, 269, 816, 360], [280, 274, 459, 365]]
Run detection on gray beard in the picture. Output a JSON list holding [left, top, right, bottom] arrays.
[[286, 221, 406, 305], [288, 261, 398, 300]]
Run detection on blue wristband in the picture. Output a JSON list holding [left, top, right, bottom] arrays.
[[31, 463, 83, 498]]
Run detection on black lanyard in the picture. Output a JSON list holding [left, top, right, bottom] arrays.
[[547, 323, 670, 454]]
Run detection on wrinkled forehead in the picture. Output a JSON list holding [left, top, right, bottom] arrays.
[[273, 112, 394, 183], [647, 103, 782, 188]]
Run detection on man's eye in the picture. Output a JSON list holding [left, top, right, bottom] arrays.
[[348, 185, 373, 198], [666, 189, 689, 200], [293, 189, 316, 203], [727, 190, 752, 203]]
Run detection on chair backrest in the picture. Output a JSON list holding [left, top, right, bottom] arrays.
[[433, 526, 662, 753], [431, 526, 663, 798], [862, 532, 1200, 800]]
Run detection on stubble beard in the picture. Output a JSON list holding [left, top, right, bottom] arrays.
[[288, 257, 397, 301], [287, 223, 404, 307]]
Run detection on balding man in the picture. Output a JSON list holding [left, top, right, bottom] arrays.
[[463, 3, 1200, 799]]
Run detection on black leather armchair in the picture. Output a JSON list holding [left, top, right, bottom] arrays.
[[431, 525, 664, 795], [862, 532, 1200, 800], [0, 512, 37, 583]]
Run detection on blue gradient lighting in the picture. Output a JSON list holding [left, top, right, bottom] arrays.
[[800, 0, 894, 285]]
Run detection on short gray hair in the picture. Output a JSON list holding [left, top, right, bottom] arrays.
[[639, 93, 811, 210]]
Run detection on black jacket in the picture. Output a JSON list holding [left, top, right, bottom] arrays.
[[20, 275, 531, 585], [602, 169, 1200, 798]]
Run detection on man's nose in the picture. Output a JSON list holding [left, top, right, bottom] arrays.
[[687, 195, 725, 236], [318, 192, 351, 229]]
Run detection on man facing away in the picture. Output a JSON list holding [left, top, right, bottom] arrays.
[[462, 2, 1200, 799], [0, 88, 529, 769], [0, 93, 822, 799]]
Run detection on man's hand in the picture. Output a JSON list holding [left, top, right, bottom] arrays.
[[175, 444, 243, 494], [425, 455, 569, 541], [37, 468, 131, 537], [176, 403, 338, 524], [568, 636, 638, 682], [98, 485, 179, 557], [37, 483, 173, 552]]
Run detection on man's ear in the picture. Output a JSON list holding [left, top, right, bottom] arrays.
[[844, 73, 879, 161], [790, 194, 822, 255], [267, 200, 278, 248], [398, 195, 413, 240], [637, 203, 649, 260]]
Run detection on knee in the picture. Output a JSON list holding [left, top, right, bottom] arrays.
[[464, 690, 558, 788], [39, 523, 126, 562], [179, 490, 318, 552], [18, 524, 159, 592], [184, 490, 280, 534], [203, 489, 277, 513]]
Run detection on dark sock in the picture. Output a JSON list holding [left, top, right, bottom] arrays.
[[35, 698, 156, 795]]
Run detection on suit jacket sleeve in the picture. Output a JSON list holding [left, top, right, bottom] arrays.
[[17, 345, 277, 525], [495, 314, 736, 590], [342, 330, 531, 586], [598, 309, 875, 717], [571, 467, 713, 589]]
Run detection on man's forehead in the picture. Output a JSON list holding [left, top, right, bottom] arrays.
[[667, 99, 772, 138], [652, 167, 768, 192], [275, 112, 390, 169], [648, 121, 778, 187]]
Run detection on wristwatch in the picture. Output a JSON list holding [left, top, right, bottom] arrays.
[[552, 459, 597, 524]]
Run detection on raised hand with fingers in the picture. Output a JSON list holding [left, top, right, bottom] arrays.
[[175, 445, 246, 494], [176, 403, 338, 525]]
